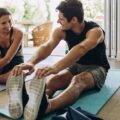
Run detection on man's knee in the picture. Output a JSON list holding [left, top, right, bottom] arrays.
[[70, 72, 95, 90]]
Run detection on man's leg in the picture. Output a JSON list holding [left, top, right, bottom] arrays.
[[46, 70, 73, 97], [45, 71, 95, 113]]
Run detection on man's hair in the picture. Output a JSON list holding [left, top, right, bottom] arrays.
[[56, 0, 84, 22], [0, 8, 11, 18]]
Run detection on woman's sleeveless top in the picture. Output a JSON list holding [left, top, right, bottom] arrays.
[[0, 28, 24, 74]]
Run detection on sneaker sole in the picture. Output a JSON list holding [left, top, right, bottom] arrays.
[[24, 77, 46, 120], [6, 73, 24, 119]]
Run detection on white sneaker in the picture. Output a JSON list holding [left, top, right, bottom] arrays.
[[24, 77, 46, 120], [6, 73, 24, 119]]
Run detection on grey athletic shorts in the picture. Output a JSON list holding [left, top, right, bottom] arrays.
[[67, 63, 107, 90]]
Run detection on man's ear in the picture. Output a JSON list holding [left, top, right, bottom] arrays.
[[71, 17, 78, 23]]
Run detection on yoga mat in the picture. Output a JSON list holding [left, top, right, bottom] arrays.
[[44, 69, 120, 120], [0, 69, 120, 120]]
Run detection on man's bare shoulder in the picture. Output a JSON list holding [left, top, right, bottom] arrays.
[[87, 27, 104, 36], [86, 27, 104, 43]]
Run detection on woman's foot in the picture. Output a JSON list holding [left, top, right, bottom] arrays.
[[24, 77, 48, 120], [6, 73, 24, 119]]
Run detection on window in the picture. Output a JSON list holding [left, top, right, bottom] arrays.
[[104, 0, 120, 60]]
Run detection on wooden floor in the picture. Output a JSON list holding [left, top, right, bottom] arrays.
[[0, 58, 120, 120], [108, 58, 120, 69], [98, 58, 120, 120]]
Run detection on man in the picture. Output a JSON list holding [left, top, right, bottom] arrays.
[[7, 0, 110, 120]]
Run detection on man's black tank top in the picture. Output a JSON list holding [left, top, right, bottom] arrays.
[[64, 21, 110, 72]]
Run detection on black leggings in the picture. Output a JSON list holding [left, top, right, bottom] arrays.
[[0, 56, 24, 74], [22, 82, 48, 120]]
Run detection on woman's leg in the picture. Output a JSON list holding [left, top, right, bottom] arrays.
[[23, 70, 73, 120], [0, 71, 11, 84], [6, 72, 25, 119]]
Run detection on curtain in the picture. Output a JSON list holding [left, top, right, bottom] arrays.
[[105, 0, 120, 60]]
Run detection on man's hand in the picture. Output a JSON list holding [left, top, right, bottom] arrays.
[[35, 66, 58, 78], [12, 63, 35, 76]]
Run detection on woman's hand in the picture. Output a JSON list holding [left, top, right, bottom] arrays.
[[12, 63, 35, 76]]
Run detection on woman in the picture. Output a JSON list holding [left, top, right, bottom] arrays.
[[0, 8, 24, 84]]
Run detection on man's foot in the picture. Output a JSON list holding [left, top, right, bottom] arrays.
[[24, 77, 48, 120], [6, 73, 24, 119]]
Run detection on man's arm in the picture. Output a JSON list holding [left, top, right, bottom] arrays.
[[52, 27, 104, 72], [12, 27, 65, 76], [27, 27, 65, 66]]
